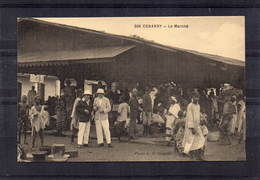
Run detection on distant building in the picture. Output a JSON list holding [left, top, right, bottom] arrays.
[[18, 73, 77, 102]]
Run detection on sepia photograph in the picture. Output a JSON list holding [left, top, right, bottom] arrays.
[[17, 17, 245, 162]]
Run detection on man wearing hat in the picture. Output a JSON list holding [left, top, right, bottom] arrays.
[[76, 90, 93, 148], [128, 88, 142, 140], [93, 88, 113, 148], [165, 96, 180, 146]]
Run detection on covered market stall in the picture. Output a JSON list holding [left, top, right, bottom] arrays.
[[18, 18, 245, 96]]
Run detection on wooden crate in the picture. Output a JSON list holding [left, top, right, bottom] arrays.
[[65, 150, 78, 157]]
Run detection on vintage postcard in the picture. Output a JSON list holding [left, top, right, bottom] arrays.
[[17, 17, 245, 162]]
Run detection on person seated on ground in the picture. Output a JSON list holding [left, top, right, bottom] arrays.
[[200, 119, 209, 156], [17, 144, 29, 162], [176, 120, 185, 155], [152, 107, 166, 133], [154, 102, 167, 121], [157, 102, 167, 133], [200, 108, 208, 126], [173, 110, 185, 136], [114, 95, 129, 142], [200, 108, 207, 119]]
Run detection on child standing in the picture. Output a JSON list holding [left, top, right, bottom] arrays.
[[18, 95, 30, 144], [200, 119, 209, 155], [175, 120, 185, 154], [114, 95, 129, 142]]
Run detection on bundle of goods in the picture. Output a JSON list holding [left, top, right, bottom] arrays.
[[207, 131, 220, 142], [221, 84, 243, 101], [152, 114, 165, 124], [136, 124, 144, 137]]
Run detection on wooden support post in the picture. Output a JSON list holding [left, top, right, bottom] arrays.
[[58, 77, 66, 93], [75, 77, 84, 90]]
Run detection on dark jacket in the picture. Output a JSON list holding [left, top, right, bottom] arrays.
[[129, 96, 140, 118], [76, 100, 93, 122], [142, 93, 152, 113]]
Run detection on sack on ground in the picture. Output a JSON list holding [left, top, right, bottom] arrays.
[[152, 114, 165, 123]]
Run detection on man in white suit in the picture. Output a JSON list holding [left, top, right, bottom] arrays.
[[93, 88, 113, 148]]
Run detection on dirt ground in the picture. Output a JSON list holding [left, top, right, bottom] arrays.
[[18, 131, 246, 162]]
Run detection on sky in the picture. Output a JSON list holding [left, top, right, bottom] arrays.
[[38, 17, 245, 61]]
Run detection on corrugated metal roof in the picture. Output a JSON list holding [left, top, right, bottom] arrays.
[[172, 47, 245, 67], [18, 18, 245, 67], [18, 45, 135, 67]]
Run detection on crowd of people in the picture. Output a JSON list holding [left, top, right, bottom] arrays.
[[18, 80, 246, 161]]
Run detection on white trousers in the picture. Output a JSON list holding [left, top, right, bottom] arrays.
[[166, 115, 175, 142], [231, 114, 237, 134], [78, 121, 91, 145], [95, 119, 111, 144]]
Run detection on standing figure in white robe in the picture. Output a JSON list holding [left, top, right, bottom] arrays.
[[182, 92, 205, 161]]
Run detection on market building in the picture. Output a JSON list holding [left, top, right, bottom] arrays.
[[17, 18, 245, 100]]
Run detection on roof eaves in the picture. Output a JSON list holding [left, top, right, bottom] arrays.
[[22, 18, 245, 67]]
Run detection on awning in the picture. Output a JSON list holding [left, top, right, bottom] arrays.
[[18, 45, 135, 67]]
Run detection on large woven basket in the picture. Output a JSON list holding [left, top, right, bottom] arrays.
[[207, 131, 220, 142]]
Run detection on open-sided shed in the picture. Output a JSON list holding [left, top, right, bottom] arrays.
[[18, 18, 245, 91]]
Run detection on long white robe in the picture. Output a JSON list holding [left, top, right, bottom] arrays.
[[183, 102, 205, 154], [165, 103, 181, 142], [29, 105, 49, 136], [70, 97, 81, 130], [166, 103, 181, 128], [237, 100, 245, 133]]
